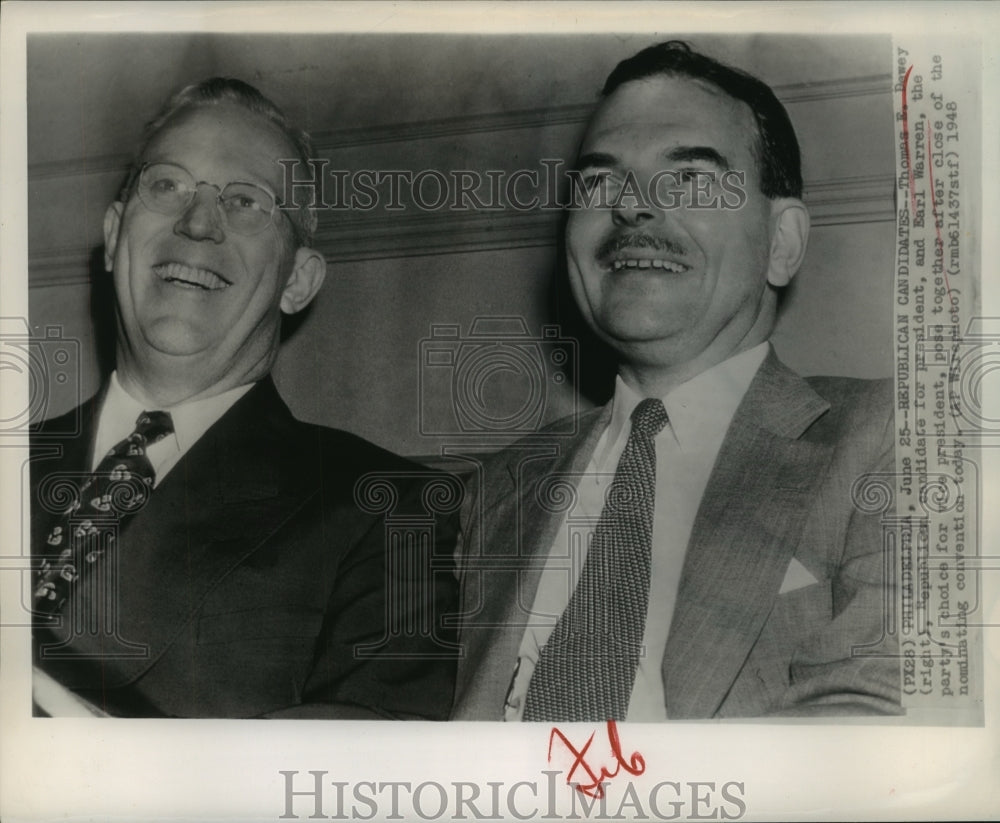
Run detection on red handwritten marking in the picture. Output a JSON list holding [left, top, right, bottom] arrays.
[[901, 65, 918, 219], [548, 720, 646, 799], [926, 127, 955, 302]]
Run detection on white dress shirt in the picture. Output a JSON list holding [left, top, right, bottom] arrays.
[[92, 371, 253, 486], [506, 343, 769, 721]]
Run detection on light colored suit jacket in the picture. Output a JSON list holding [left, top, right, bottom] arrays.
[[452, 351, 901, 720]]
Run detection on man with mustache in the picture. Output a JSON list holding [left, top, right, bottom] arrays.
[[453, 41, 900, 720], [30, 77, 457, 719]]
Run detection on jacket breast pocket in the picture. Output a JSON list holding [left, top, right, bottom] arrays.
[[770, 580, 833, 639], [196, 605, 325, 646], [747, 583, 834, 695]]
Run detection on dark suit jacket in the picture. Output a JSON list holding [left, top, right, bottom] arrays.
[[31, 377, 458, 719], [452, 351, 902, 720]]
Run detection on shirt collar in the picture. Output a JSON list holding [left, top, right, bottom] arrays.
[[596, 342, 770, 469], [95, 371, 254, 467]]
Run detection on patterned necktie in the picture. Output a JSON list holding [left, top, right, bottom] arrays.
[[522, 398, 669, 722], [34, 410, 174, 617]]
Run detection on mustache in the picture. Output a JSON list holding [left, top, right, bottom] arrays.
[[596, 232, 686, 260]]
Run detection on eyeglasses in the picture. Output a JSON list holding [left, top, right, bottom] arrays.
[[136, 162, 282, 236]]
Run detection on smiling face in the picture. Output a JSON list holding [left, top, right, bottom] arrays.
[[566, 74, 806, 387], [104, 102, 325, 404]]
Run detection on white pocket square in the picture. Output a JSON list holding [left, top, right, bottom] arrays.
[[779, 558, 819, 594]]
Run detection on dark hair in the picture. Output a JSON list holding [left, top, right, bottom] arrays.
[[601, 40, 802, 199], [120, 77, 317, 246]]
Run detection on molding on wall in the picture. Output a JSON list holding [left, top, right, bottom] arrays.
[[29, 173, 895, 284], [777, 74, 891, 104], [316, 103, 596, 151], [29, 247, 100, 288], [311, 74, 892, 150], [27, 72, 895, 285], [803, 174, 896, 226], [316, 208, 564, 262], [28, 74, 892, 180], [30, 153, 130, 181]]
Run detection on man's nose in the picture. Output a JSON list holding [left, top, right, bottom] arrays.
[[174, 186, 225, 243], [611, 190, 661, 229]]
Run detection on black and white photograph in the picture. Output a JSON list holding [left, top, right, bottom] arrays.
[[2, 2, 997, 821]]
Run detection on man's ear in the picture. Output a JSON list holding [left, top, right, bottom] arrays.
[[280, 247, 327, 315], [103, 202, 125, 272], [766, 198, 810, 288]]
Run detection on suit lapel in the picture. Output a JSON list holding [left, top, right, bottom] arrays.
[[456, 405, 609, 718], [663, 352, 834, 718], [508, 406, 610, 616], [50, 378, 319, 688]]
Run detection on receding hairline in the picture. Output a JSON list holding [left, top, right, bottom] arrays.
[[139, 101, 304, 174], [582, 74, 765, 176]]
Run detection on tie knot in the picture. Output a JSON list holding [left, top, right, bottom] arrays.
[[630, 398, 668, 438], [133, 410, 174, 445]]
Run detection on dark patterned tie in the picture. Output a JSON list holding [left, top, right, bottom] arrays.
[[33, 410, 174, 617], [522, 398, 668, 722]]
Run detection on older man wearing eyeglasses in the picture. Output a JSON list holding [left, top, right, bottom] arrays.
[[30, 78, 458, 719]]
